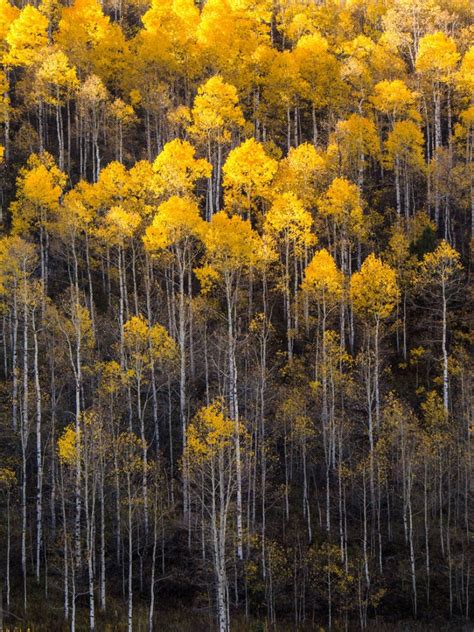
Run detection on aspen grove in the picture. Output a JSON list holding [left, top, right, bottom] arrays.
[[0, 0, 472, 630]]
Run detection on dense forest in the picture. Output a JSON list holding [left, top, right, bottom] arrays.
[[0, 0, 472, 629]]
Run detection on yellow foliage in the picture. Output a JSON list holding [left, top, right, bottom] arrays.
[[186, 399, 235, 460], [370, 79, 419, 121], [189, 75, 244, 143], [350, 253, 399, 320], [275, 142, 326, 205], [0, 467, 16, 489], [333, 114, 380, 167], [102, 205, 141, 245], [302, 248, 343, 303], [0, 235, 37, 294], [415, 32, 460, 78], [57, 424, 79, 466], [5, 5, 48, 67], [294, 33, 345, 109], [151, 139, 211, 199], [35, 48, 79, 106], [109, 98, 137, 126], [456, 46, 474, 96], [0, 0, 19, 46], [56, 0, 129, 86], [139, 0, 200, 78], [197, 0, 270, 90], [420, 240, 462, 283], [124, 314, 177, 366], [264, 192, 316, 254], [143, 196, 204, 252], [384, 120, 425, 173], [10, 153, 66, 235], [199, 210, 266, 279], [223, 137, 278, 217], [318, 177, 366, 239]]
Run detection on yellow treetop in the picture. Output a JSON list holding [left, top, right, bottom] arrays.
[[370, 79, 419, 121], [384, 120, 425, 172], [35, 48, 79, 107], [57, 423, 79, 466], [222, 137, 278, 217], [186, 399, 236, 461], [415, 32, 460, 79], [77, 73, 109, 119], [302, 248, 343, 304], [5, 5, 48, 67], [294, 32, 345, 110], [93, 160, 128, 208], [52, 187, 94, 241], [420, 240, 462, 284], [109, 98, 137, 127], [143, 196, 204, 252], [189, 75, 245, 144], [0, 235, 37, 295], [264, 192, 316, 255], [456, 46, 474, 97], [151, 139, 212, 199], [197, 0, 271, 91], [21, 155, 65, 209], [275, 142, 326, 206], [10, 152, 66, 235], [318, 177, 365, 239], [197, 211, 268, 291], [55, 0, 129, 86], [100, 205, 142, 246], [124, 314, 177, 369], [127, 161, 154, 203], [350, 253, 399, 321], [0, 0, 19, 50], [333, 114, 381, 172], [139, 0, 200, 77]]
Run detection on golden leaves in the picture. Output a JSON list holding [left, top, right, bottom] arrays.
[[151, 139, 212, 199], [350, 253, 399, 321], [189, 75, 244, 143], [302, 248, 342, 303], [143, 196, 204, 252], [222, 137, 278, 217], [264, 192, 316, 254], [186, 399, 236, 461]]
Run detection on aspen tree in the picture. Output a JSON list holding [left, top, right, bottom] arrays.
[[384, 120, 425, 217], [302, 249, 343, 532], [123, 314, 176, 530], [10, 152, 66, 300], [350, 254, 399, 507], [0, 236, 36, 610], [294, 33, 345, 145], [416, 33, 460, 228], [264, 191, 315, 359], [144, 196, 204, 516], [222, 137, 277, 220], [188, 75, 245, 215], [151, 138, 211, 201], [34, 49, 79, 170], [333, 114, 380, 187], [185, 400, 248, 632], [418, 241, 462, 411], [197, 211, 269, 559]]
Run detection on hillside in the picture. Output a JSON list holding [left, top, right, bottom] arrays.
[[0, 0, 472, 630]]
